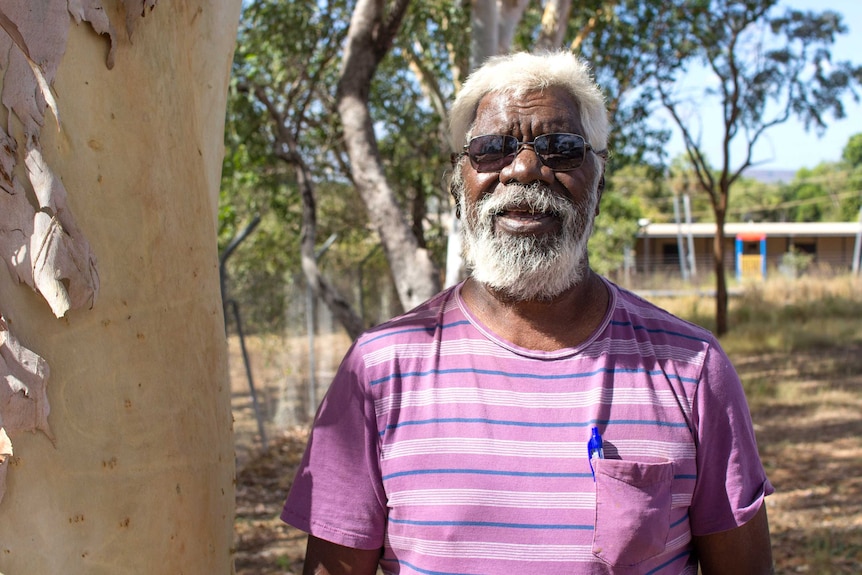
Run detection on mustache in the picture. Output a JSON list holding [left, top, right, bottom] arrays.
[[475, 183, 574, 220]]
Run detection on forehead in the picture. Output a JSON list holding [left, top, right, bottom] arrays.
[[471, 86, 583, 137]]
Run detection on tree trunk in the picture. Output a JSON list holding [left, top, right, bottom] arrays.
[[0, 2, 240, 573], [713, 210, 729, 336], [535, 0, 572, 52], [297, 158, 365, 339], [471, 0, 498, 67], [497, 0, 530, 53], [338, 0, 440, 312]]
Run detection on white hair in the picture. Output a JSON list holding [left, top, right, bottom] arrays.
[[449, 51, 610, 153]]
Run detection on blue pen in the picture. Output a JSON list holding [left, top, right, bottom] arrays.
[[587, 426, 604, 481]]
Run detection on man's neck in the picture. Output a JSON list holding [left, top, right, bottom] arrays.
[[460, 270, 610, 352]]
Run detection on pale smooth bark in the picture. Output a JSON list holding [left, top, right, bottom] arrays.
[[496, 0, 530, 55], [535, 0, 573, 52], [0, 1, 240, 573], [471, 0, 498, 68]]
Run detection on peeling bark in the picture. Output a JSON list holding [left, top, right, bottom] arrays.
[[0, 314, 53, 504], [25, 140, 100, 316], [67, 0, 119, 69], [0, 2, 157, 319], [0, 128, 35, 287], [0, 0, 154, 504], [122, 0, 158, 40], [0, 1, 236, 572], [0, 428, 9, 502]]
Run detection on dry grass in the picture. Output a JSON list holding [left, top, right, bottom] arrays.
[[652, 275, 862, 573]]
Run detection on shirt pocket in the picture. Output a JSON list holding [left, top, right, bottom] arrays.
[[592, 458, 674, 570]]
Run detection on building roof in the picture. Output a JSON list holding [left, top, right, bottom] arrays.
[[639, 221, 862, 238]]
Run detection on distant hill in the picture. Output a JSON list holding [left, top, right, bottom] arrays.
[[743, 168, 796, 184]]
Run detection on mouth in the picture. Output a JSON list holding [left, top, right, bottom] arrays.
[[493, 207, 560, 234]]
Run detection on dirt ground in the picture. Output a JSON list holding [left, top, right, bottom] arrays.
[[229, 336, 862, 574]]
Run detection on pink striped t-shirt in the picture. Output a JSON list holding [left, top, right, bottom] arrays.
[[282, 279, 772, 574]]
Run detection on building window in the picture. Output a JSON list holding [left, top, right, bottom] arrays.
[[742, 241, 761, 255], [662, 244, 680, 266], [792, 242, 816, 256]]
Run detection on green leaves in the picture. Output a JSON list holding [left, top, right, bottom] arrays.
[[221, 1, 861, 335]]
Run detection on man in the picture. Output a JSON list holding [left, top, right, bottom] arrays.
[[282, 51, 774, 575]]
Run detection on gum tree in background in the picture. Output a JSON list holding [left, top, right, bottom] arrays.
[[225, 0, 366, 338], [224, 0, 465, 332], [337, 0, 443, 311], [652, 0, 862, 335]]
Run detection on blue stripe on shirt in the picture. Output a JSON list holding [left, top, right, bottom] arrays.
[[360, 320, 472, 346], [370, 367, 698, 386], [382, 558, 474, 575], [380, 417, 690, 436], [609, 320, 710, 343], [383, 468, 697, 482], [389, 517, 594, 530], [382, 468, 592, 481], [645, 550, 691, 574]]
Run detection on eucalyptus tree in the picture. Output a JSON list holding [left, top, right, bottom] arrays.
[[225, 0, 366, 337], [331, 0, 571, 304], [335, 0, 504, 311], [650, 1, 862, 334], [224, 0, 463, 330], [377, 1, 470, 257]]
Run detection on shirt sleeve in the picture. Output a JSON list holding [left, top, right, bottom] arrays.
[[689, 340, 774, 536], [280, 342, 387, 550]]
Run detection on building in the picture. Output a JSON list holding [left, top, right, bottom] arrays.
[[635, 221, 862, 280]]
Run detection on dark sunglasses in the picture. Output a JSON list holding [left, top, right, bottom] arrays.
[[456, 133, 605, 173]]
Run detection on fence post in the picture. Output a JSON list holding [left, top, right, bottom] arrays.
[[853, 205, 862, 276]]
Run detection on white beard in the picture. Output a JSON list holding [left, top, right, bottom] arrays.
[[458, 181, 597, 301]]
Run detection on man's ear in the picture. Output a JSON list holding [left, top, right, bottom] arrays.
[[595, 174, 605, 216], [449, 181, 462, 219], [443, 165, 463, 220]]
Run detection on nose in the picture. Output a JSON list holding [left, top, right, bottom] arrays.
[[499, 142, 554, 185]]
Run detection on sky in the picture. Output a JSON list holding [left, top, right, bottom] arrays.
[[660, 0, 862, 172]]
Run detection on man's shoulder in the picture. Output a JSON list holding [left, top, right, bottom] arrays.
[[356, 285, 464, 349]]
